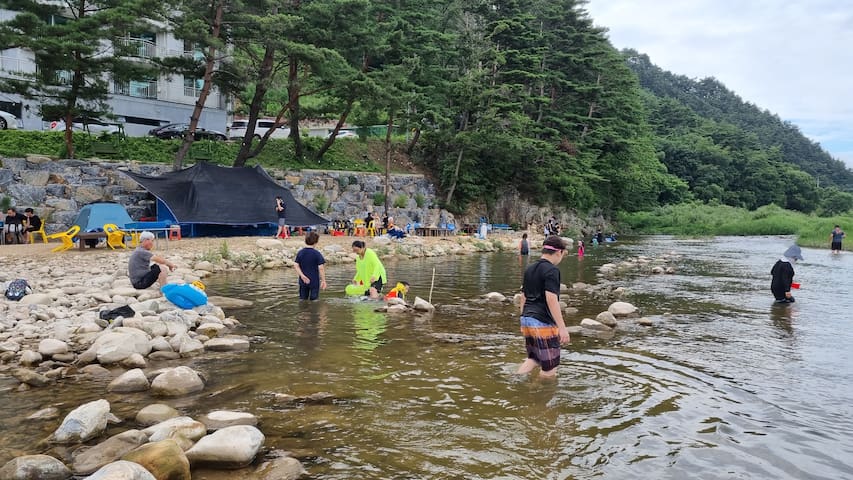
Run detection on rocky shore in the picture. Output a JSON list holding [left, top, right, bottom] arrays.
[[0, 232, 521, 479]]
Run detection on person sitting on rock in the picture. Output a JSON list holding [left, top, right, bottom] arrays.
[[128, 231, 176, 289]]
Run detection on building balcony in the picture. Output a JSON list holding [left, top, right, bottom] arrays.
[[0, 55, 36, 79], [113, 80, 157, 99]]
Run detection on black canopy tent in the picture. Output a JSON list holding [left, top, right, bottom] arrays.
[[123, 162, 328, 236]]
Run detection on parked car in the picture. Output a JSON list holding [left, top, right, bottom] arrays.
[[148, 123, 227, 141], [325, 129, 358, 139], [227, 119, 290, 140], [0, 110, 22, 130], [49, 116, 120, 135]]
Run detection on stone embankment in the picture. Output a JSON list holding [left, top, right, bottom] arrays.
[[0, 233, 518, 479]]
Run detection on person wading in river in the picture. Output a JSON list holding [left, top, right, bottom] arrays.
[[770, 245, 803, 304], [517, 235, 571, 377]]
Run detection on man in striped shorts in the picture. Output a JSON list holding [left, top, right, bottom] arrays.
[[517, 235, 571, 377]]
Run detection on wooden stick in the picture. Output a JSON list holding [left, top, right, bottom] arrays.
[[428, 267, 436, 304]]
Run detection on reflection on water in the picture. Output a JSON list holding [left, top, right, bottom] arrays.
[[2, 237, 853, 478]]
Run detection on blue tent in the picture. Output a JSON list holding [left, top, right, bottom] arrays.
[[72, 202, 133, 232]]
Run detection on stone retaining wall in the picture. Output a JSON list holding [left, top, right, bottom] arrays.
[[0, 156, 451, 234]]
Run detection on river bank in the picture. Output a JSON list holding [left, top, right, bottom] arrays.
[[0, 232, 534, 478]]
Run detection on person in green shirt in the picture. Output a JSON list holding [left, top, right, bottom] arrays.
[[351, 240, 387, 299]]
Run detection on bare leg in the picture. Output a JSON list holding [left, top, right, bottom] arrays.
[[538, 368, 558, 378], [368, 287, 380, 299], [157, 269, 169, 287], [516, 358, 538, 374]]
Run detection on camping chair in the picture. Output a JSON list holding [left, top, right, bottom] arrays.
[[354, 218, 366, 237], [103, 223, 128, 249], [366, 220, 377, 237], [29, 220, 48, 244], [47, 225, 80, 253]]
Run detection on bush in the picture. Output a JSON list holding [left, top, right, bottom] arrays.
[[414, 192, 426, 208], [373, 192, 385, 206], [393, 194, 408, 208], [314, 194, 329, 213]]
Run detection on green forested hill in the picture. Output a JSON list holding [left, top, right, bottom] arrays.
[[623, 50, 853, 198]]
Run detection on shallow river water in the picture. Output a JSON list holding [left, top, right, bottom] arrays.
[[1, 235, 852, 479]]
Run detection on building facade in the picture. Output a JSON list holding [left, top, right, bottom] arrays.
[[0, 7, 229, 136]]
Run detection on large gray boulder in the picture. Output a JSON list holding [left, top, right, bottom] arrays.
[[85, 460, 156, 480], [185, 425, 265, 468], [72, 429, 149, 475], [51, 399, 111, 444], [0, 454, 72, 480]]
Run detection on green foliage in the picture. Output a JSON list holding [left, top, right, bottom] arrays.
[[218, 240, 231, 260], [619, 203, 853, 249], [314, 194, 329, 213], [0, 196, 11, 211], [373, 192, 386, 206], [393, 194, 408, 208], [414, 192, 426, 208]]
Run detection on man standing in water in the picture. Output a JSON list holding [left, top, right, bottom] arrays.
[[517, 235, 571, 377], [830, 225, 845, 254]]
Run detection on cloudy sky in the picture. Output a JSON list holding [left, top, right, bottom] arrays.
[[584, 0, 853, 168]]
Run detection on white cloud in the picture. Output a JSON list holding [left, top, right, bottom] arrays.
[[585, 0, 853, 168]]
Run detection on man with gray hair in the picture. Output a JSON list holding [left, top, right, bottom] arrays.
[[128, 231, 175, 289]]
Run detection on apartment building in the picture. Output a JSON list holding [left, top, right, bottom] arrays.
[[0, 8, 229, 136]]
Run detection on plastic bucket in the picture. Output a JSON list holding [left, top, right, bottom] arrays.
[[791, 282, 800, 289]]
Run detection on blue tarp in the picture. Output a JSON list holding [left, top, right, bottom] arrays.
[[72, 202, 133, 232]]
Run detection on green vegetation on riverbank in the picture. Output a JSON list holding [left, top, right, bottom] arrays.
[[619, 203, 853, 249], [0, 130, 393, 173]]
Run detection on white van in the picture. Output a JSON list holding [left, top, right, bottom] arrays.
[[227, 119, 290, 140]]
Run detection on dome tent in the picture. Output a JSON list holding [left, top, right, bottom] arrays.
[[72, 202, 133, 232]]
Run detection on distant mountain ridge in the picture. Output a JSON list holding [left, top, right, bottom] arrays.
[[623, 50, 853, 191]]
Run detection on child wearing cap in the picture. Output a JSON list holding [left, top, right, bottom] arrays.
[[770, 245, 802, 303]]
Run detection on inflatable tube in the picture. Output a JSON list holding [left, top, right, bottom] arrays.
[[346, 283, 368, 297], [162, 283, 208, 309]]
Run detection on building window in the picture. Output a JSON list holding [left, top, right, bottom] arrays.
[[183, 76, 203, 97]]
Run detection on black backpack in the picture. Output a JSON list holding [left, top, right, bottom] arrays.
[[5, 279, 30, 301]]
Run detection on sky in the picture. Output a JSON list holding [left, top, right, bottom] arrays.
[[584, 0, 853, 169]]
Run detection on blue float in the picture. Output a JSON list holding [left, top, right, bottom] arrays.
[[162, 283, 208, 309]]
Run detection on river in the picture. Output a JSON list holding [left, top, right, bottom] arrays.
[[1, 235, 851, 479]]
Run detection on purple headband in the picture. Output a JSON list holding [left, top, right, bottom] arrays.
[[543, 244, 564, 251]]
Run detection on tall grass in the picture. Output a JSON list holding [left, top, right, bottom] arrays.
[[619, 202, 853, 249]]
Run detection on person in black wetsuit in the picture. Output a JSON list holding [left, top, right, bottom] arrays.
[[771, 245, 802, 303]]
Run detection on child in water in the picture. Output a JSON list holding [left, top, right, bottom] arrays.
[[384, 282, 410, 301], [770, 245, 802, 303], [577, 240, 585, 257], [519, 233, 529, 256]]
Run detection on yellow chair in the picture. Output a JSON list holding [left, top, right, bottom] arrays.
[[47, 225, 80, 253], [366, 220, 377, 237], [29, 220, 48, 244], [103, 223, 127, 249]]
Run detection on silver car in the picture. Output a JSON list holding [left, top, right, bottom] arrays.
[[49, 116, 120, 135], [0, 110, 22, 130]]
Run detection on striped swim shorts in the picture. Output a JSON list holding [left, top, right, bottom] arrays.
[[519, 316, 561, 372]]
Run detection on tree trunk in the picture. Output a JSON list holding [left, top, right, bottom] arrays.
[[445, 110, 469, 206], [175, 0, 223, 171], [233, 45, 276, 167], [288, 55, 303, 161], [384, 112, 394, 214], [315, 96, 355, 161], [405, 126, 421, 155], [580, 73, 601, 139]]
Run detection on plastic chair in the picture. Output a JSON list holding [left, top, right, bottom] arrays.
[[28, 220, 48, 244], [354, 219, 366, 237], [103, 223, 127, 249], [47, 225, 80, 253], [366, 220, 377, 237], [169, 225, 181, 241]]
